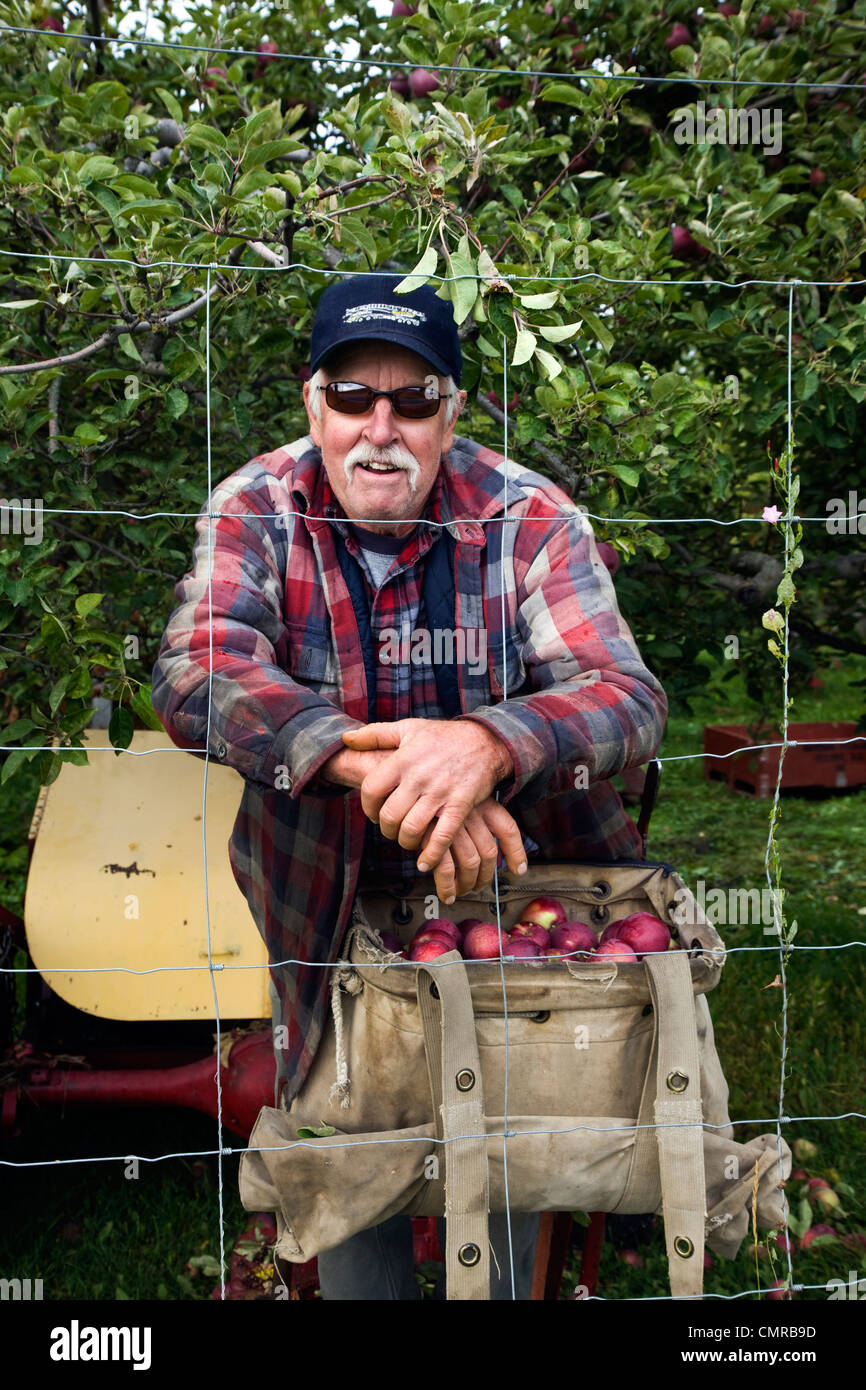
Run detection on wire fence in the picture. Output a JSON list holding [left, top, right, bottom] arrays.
[[1, 27, 864, 1305]]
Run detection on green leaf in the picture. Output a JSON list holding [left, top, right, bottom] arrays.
[[164, 389, 189, 420], [578, 309, 613, 354], [0, 300, 43, 310], [184, 122, 228, 154], [49, 672, 71, 717], [129, 685, 164, 731], [296, 1124, 337, 1138], [518, 290, 559, 310], [537, 82, 586, 108], [539, 322, 582, 343], [78, 155, 119, 184], [512, 328, 537, 367], [244, 138, 305, 170], [0, 718, 38, 748], [1, 748, 31, 783], [156, 87, 184, 124], [118, 333, 144, 363], [75, 592, 104, 619], [109, 705, 134, 753], [445, 239, 477, 326], [394, 244, 438, 295], [233, 400, 251, 439], [650, 372, 684, 403], [535, 347, 563, 381], [606, 464, 640, 488]]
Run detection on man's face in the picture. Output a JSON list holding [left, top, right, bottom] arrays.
[[302, 342, 463, 535]]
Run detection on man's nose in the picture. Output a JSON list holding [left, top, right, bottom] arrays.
[[362, 394, 399, 445]]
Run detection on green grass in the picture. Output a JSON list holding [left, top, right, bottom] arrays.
[[1, 657, 864, 1300]]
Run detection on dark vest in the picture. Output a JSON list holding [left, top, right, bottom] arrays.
[[334, 525, 460, 721]]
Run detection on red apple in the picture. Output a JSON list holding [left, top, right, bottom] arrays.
[[39, 15, 64, 30], [596, 541, 620, 575], [593, 939, 639, 963], [786, 8, 806, 28], [486, 389, 518, 413], [792, 1138, 819, 1161], [807, 1179, 841, 1211], [550, 921, 597, 955], [409, 67, 440, 98], [296, 365, 312, 382], [671, 224, 710, 260], [411, 928, 458, 952], [542, 947, 567, 960], [755, 13, 775, 36], [379, 930, 404, 953], [463, 922, 507, 960], [392, 0, 417, 12], [388, 74, 410, 95], [609, 912, 670, 959], [799, 1224, 838, 1250], [718, 1, 739, 13], [766, 1279, 790, 1300], [409, 938, 453, 962], [511, 921, 550, 950], [203, 67, 228, 88], [494, 96, 513, 110], [502, 938, 540, 960], [419, 917, 461, 944], [665, 22, 694, 49], [619, 1249, 643, 1268], [809, 166, 826, 189], [521, 897, 567, 931], [257, 40, 279, 63]]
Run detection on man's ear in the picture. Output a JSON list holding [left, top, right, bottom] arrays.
[[303, 379, 323, 447], [441, 387, 467, 452]]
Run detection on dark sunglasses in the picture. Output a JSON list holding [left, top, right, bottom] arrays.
[[319, 381, 450, 419]]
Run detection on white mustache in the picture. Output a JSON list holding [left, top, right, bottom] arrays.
[[343, 442, 421, 494]]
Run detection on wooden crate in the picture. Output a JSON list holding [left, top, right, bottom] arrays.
[[703, 721, 866, 798]]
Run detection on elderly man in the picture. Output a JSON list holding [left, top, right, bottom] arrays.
[[152, 273, 668, 1300]]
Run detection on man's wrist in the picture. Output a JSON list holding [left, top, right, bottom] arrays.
[[474, 724, 514, 785]]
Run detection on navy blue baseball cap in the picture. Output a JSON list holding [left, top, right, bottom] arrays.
[[309, 274, 462, 385]]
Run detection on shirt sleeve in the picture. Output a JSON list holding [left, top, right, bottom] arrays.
[[456, 500, 668, 805], [150, 466, 362, 798]]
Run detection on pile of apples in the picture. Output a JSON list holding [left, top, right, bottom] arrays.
[[379, 897, 673, 963]]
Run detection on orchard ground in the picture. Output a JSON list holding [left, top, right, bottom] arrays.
[[0, 653, 863, 1300]]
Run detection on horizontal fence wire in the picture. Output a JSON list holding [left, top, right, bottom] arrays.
[[5, 24, 866, 89]]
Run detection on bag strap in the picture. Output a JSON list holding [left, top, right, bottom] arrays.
[[416, 957, 491, 1300], [644, 951, 707, 1301]]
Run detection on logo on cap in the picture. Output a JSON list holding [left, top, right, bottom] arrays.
[[343, 302, 428, 327]]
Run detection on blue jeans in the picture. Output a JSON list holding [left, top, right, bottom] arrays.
[[317, 1211, 541, 1301]]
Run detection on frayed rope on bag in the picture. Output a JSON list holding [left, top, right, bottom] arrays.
[[328, 963, 362, 1109]]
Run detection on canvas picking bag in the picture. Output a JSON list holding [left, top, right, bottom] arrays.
[[240, 860, 791, 1299]]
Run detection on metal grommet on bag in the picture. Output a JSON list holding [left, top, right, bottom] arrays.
[[674, 1236, 695, 1259], [590, 904, 609, 926], [392, 899, 413, 928], [457, 1242, 481, 1267], [455, 1068, 475, 1091], [591, 879, 612, 901], [529, 1010, 550, 1024], [666, 1070, 689, 1092], [429, 981, 440, 999]]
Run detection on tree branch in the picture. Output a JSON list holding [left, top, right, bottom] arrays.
[[0, 247, 243, 376], [473, 392, 579, 494]]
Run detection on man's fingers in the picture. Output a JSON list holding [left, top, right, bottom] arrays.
[[459, 810, 500, 891], [342, 723, 404, 752], [415, 804, 472, 873], [478, 799, 528, 875]]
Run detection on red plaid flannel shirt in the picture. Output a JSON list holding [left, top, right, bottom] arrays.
[[151, 434, 668, 1106]]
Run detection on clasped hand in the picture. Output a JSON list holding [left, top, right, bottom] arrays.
[[333, 718, 527, 903]]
